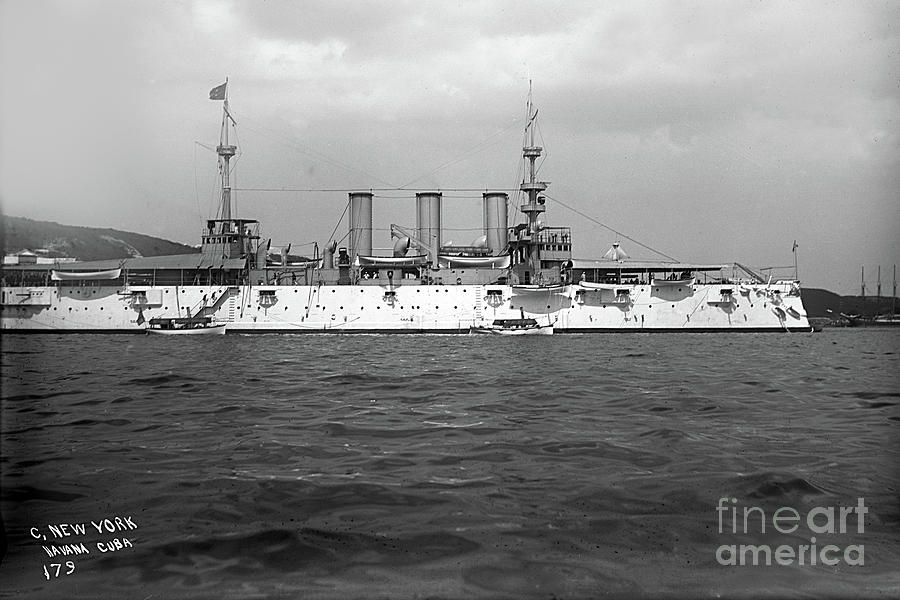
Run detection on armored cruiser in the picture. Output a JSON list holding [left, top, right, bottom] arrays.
[[1, 84, 810, 333]]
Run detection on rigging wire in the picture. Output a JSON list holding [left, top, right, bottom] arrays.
[[194, 141, 219, 222], [325, 199, 351, 247], [230, 119, 243, 217], [193, 143, 202, 222], [227, 108, 399, 188], [543, 193, 680, 262], [396, 117, 523, 189], [215, 100, 674, 263], [232, 187, 519, 193]]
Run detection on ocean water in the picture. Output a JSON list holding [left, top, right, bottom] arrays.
[[1, 330, 899, 599]]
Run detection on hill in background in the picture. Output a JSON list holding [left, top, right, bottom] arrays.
[[2, 216, 197, 262], [802, 287, 897, 318]]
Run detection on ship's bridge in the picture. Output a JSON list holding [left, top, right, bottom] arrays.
[[201, 219, 260, 262], [533, 227, 572, 268]]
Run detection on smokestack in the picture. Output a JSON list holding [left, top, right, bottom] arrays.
[[348, 192, 373, 264], [482, 191, 508, 256], [415, 191, 442, 264]]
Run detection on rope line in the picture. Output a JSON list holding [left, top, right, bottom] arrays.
[[544, 193, 679, 262]]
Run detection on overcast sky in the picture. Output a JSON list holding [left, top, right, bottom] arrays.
[[1, 0, 897, 293]]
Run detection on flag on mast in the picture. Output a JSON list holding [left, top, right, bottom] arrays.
[[209, 82, 227, 100], [792, 240, 798, 252]]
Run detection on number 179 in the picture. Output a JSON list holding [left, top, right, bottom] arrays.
[[42, 561, 75, 580]]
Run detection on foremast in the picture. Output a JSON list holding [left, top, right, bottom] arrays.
[[214, 79, 237, 228], [202, 80, 260, 266]]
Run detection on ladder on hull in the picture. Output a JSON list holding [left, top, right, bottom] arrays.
[[474, 286, 484, 326]]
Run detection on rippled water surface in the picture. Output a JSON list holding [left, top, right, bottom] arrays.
[[2, 330, 899, 598]]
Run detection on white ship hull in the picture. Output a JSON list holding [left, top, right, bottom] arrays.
[[1, 281, 811, 333]]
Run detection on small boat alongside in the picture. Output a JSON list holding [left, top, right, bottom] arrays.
[[873, 315, 900, 327], [472, 318, 553, 335], [147, 316, 226, 335]]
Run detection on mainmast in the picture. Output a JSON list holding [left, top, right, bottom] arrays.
[[212, 79, 237, 231], [519, 83, 549, 274]]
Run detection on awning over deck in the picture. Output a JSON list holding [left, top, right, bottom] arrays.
[[9, 253, 247, 272], [564, 259, 729, 272]]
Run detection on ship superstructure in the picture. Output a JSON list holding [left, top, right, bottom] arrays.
[[1, 84, 810, 333]]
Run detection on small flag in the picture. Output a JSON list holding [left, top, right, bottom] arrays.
[[792, 240, 798, 252], [209, 82, 227, 100]]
